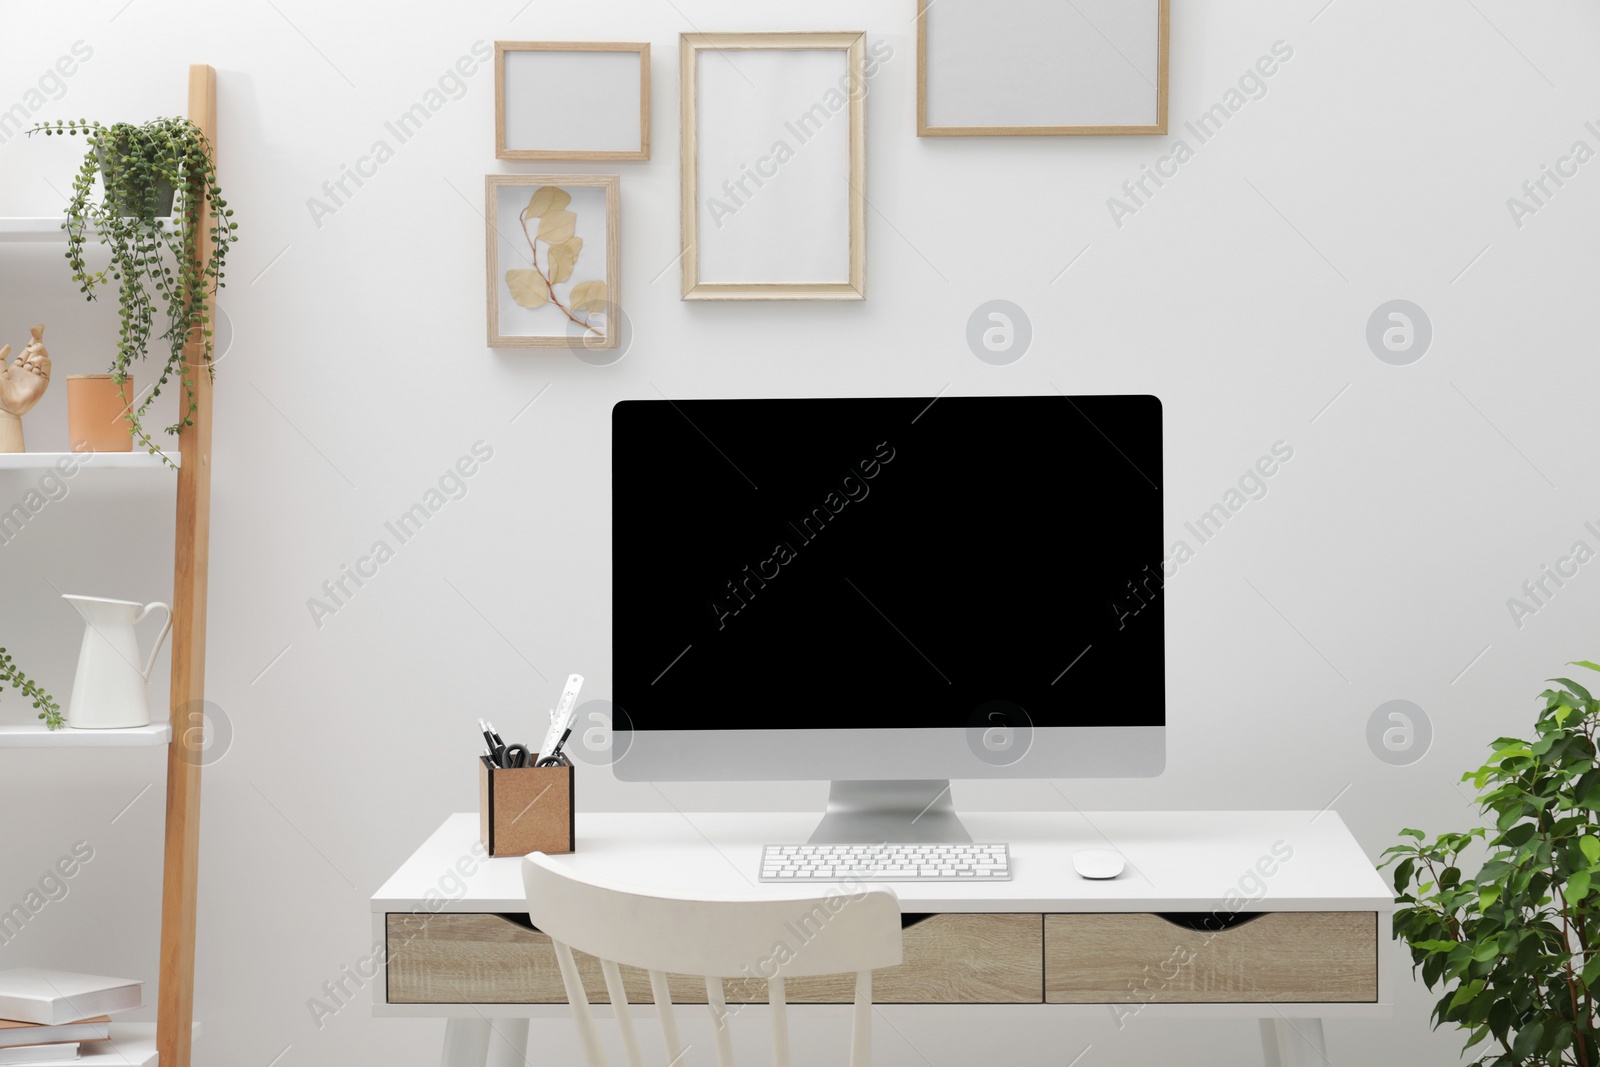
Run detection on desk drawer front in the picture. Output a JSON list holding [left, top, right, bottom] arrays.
[[1044, 912, 1378, 1004], [386, 913, 1042, 1004], [792, 914, 1041, 1004], [388, 913, 626, 1004]]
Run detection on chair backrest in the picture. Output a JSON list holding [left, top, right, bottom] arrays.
[[523, 852, 902, 1067]]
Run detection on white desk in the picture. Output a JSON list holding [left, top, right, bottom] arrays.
[[372, 810, 1393, 1067]]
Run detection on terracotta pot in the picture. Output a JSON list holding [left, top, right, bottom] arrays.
[[67, 375, 133, 452]]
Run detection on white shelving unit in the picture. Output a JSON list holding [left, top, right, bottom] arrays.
[[0, 218, 173, 243], [0, 723, 172, 748], [1, 65, 218, 1067], [0, 218, 71, 242], [0, 452, 179, 470]]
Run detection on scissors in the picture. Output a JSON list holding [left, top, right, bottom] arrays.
[[499, 744, 533, 769]]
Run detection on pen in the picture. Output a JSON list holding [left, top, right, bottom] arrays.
[[537, 726, 573, 766], [479, 719, 499, 760], [547, 725, 573, 762]]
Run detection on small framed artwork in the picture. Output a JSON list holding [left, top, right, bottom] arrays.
[[679, 32, 866, 301], [485, 174, 620, 349], [917, 0, 1169, 136], [495, 42, 650, 160]]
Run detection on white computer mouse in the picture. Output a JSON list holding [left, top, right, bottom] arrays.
[[1072, 848, 1126, 880]]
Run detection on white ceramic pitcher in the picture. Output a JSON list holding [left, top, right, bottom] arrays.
[[64, 595, 172, 729]]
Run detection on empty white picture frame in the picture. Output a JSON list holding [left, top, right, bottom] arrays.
[[680, 32, 866, 300], [485, 174, 620, 349], [917, 0, 1169, 136], [496, 42, 650, 160]]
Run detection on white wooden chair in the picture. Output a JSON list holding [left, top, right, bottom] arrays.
[[522, 852, 903, 1067]]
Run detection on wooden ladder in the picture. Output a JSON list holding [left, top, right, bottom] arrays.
[[156, 62, 217, 1067]]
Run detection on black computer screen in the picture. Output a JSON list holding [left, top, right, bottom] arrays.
[[613, 395, 1164, 731]]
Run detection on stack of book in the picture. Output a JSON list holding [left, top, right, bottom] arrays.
[[0, 971, 142, 1064]]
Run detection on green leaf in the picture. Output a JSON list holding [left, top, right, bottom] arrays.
[[1448, 979, 1486, 1011], [1393, 857, 1416, 894], [1564, 868, 1591, 906], [1552, 677, 1595, 703], [1582, 953, 1600, 989], [1478, 884, 1501, 908], [1581, 837, 1600, 864], [1571, 660, 1600, 674], [1511, 1020, 1544, 1059]]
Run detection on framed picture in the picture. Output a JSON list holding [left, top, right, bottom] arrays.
[[679, 32, 866, 301], [495, 42, 650, 160], [485, 174, 620, 349], [917, 0, 1169, 136]]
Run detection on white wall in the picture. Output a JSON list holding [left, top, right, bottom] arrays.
[[2, 0, 1597, 1063]]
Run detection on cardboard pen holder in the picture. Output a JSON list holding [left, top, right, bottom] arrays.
[[479, 755, 575, 857]]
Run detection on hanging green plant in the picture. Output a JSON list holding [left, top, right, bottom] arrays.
[[28, 117, 237, 466], [0, 646, 62, 730]]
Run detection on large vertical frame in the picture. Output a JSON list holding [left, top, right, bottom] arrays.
[[679, 32, 867, 300]]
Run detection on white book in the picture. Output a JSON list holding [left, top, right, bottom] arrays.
[[0, 1042, 78, 1064], [0, 970, 140, 1026], [0, 1018, 109, 1049]]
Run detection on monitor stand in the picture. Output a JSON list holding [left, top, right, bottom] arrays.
[[807, 780, 973, 844]]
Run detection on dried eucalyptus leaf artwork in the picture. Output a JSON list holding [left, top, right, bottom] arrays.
[[509, 186, 607, 337], [569, 280, 608, 314], [505, 270, 550, 308]]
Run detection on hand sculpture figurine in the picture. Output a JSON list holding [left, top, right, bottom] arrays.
[[0, 325, 50, 453]]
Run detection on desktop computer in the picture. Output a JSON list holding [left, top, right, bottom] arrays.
[[612, 395, 1164, 863]]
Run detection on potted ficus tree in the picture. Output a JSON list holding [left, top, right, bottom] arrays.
[[28, 117, 237, 464], [1384, 660, 1600, 1066], [0, 646, 62, 729]]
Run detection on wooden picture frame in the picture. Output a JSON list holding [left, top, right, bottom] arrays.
[[495, 42, 650, 160], [916, 0, 1169, 136], [679, 32, 867, 301], [485, 174, 620, 349]]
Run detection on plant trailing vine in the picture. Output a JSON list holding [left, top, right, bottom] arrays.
[[0, 647, 63, 730], [1384, 660, 1600, 1066], [28, 117, 237, 466]]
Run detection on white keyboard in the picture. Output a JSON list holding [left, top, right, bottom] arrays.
[[759, 843, 1012, 882]]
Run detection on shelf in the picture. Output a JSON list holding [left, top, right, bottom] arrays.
[[0, 452, 178, 470], [19, 1022, 196, 1066], [0, 723, 171, 748], [0, 218, 70, 243], [0, 218, 175, 243]]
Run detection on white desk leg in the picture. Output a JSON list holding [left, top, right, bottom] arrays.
[[486, 1018, 530, 1067], [442, 1019, 491, 1067], [1259, 1018, 1327, 1067]]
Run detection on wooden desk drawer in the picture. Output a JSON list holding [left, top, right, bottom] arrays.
[[792, 914, 1041, 1004], [1044, 912, 1377, 1004], [388, 913, 615, 1004], [387, 913, 1042, 1005]]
